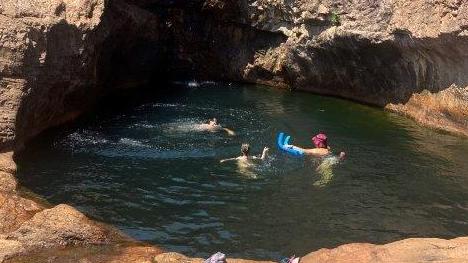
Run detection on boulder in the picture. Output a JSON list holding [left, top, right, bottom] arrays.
[[6, 204, 113, 250]]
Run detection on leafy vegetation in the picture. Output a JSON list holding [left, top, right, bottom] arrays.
[[330, 11, 341, 26]]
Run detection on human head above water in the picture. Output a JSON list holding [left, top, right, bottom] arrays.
[[241, 143, 250, 156], [208, 118, 218, 126], [208, 118, 218, 125], [312, 132, 328, 148]]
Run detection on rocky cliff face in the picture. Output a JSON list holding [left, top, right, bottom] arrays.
[[181, 0, 468, 135], [0, 0, 168, 151], [0, 0, 467, 261], [1, 0, 467, 152]]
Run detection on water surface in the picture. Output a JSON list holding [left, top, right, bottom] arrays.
[[17, 82, 468, 260]]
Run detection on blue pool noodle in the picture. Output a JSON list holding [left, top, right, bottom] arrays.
[[277, 132, 285, 149], [277, 132, 304, 156]]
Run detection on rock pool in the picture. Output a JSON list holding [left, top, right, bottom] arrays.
[[17, 82, 468, 260]]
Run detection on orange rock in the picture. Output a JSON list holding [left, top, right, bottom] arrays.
[[301, 237, 468, 263]]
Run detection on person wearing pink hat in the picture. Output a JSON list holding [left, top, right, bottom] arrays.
[[287, 132, 346, 159]]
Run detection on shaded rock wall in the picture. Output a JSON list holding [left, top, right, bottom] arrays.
[[0, 0, 170, 151], [125, 0, 468, 135], [1, 0, 467, 152], [0, 0, 104, 150], [199, 0, 468, 135]]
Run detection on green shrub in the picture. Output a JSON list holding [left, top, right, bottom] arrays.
[[330, 11, 341, 26]]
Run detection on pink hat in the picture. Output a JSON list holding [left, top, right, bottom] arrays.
[[312, 133, 328, 148]]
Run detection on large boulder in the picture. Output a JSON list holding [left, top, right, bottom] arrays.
[[5, 204, 112, 249]]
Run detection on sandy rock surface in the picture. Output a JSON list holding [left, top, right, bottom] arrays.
[[4, 244, 162, 263], [0, 192, 41, 235], [301, 237, 468, 263]]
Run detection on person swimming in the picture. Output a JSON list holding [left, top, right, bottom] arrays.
[[313, 155, 343, 187], [198, 118, 236, 136], [285, 132, 346, 159], [220, 143, 269, 163], [220, 144, 269, 178]]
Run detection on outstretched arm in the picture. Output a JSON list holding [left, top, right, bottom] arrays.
[[260, 147, 269, 160], [220, 157, 239, 163], [223, 128, 236, 136], [285, 144, 306, 151]]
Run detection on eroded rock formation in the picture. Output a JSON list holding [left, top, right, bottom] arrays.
[[1, 0, 467, 152], [1, 0, 467, 262]]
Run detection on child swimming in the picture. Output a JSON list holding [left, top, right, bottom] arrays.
[[220, 144, 269, 178], [198, 118, 236, 136], [220, 143, 269, 164]]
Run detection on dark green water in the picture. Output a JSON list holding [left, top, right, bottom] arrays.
[[17, 82, 468, 260]]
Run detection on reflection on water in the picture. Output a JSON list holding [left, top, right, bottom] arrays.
[[16, 82, 468, 260]]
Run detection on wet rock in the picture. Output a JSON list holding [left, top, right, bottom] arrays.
[[386, 85, 468, 136]]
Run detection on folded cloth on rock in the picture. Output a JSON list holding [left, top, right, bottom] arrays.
[[204, 252, 227, 263], [280, 256, 300, 263]]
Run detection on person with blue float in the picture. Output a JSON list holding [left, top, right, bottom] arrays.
[[277, 131, 346, 160]]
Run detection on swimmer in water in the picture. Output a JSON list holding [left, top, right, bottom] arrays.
[[286, 132, 346, 159], [314, 155, 343, 187], [220, 143, 269, 164], [199, 118, 236, 136], [220, 144, 269, 178]]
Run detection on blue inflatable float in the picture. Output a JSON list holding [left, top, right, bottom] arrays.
[[277, 132, 304, 156]]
